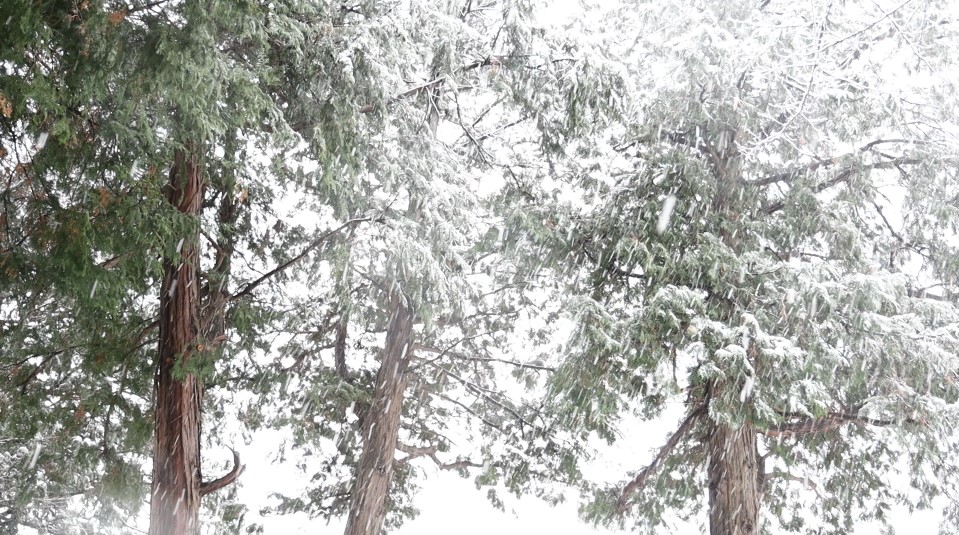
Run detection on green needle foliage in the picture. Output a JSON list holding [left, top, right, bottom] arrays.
[[495, 1, 959, 534], [0, 0, 387, 531], [1, 0, 624, 532]]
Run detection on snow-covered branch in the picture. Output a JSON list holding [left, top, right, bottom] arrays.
[[762, 410, 923, 438], [395, 442, 482, 471]]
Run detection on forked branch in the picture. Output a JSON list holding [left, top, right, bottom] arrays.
[[395, 442, 483, 471]]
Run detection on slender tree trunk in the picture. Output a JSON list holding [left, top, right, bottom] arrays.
[[150, 148, 204, 535], [344, 297, 414, 535], [707, 421, 760, 535]]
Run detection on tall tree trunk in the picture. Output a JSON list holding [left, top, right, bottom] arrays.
[[703, 134, 760, 535], [707, 421, 760, 535], [343, 297, 414, 535], [150, 148, 204, 535]]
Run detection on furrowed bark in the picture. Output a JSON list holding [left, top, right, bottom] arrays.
[[343, 296, 414, 535], [704, 137, 761, 535], [150, 148, 204, 535], [707, 421, 760, 535]]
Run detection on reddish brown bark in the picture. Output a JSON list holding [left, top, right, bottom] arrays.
[[149, 148, 245, 534], [343, 297, 414, 535], [707, 421, 760, 535], [150, 148, 204, 535]]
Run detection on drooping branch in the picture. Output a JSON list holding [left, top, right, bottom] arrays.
[[199, 447, 245, 497], [230, 217, 375, 301], [616, 403, 707, 512]]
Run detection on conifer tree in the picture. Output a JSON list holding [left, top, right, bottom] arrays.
[[0, 0, 387, 532], [497, 1, 959, 534], [227, 1, 628, 532]]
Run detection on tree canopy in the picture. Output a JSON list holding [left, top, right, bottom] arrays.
[[1, 0, 958, 534]]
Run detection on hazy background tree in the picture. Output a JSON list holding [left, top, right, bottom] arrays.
[[225, 1, 628, 532], [494, 1, 959, 534]]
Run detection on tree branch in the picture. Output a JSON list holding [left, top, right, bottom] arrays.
[[395, 442, 483, 471], [358, 55, 518, 113], [414, 342, 555, 372], [761, 410, 922, 438], [761, 157, 922, 214], [126, 0, 174, 15], [230, 217, 375, 301], [616, 403, 707, 512], [434, 392, 502, 430], [753, 137, 934, 188], [764, 469, 822, 498], [199, 448, 245, 497], [580, 245, 645, 281]]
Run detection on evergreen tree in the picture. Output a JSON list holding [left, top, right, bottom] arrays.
[[498, 1, 959, 534], [0, 0, 389, 532], [222, 1, 629, 532], [0, 0, 619, 532]]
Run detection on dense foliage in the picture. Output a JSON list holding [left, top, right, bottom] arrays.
[[494, 1, 959, 534], [1, 0, 958, 534]]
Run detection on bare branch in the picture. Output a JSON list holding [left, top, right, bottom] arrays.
[[199, 448, 245, 496], [616, 404, 707, 512], [230, 217, 375, 301]]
